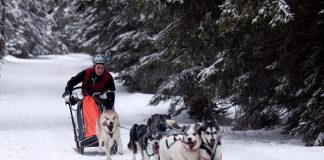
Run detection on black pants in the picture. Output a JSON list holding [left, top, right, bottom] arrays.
[[93, 97, 113, 111]]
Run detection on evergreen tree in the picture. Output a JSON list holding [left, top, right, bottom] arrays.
[[3, 0, 68, 57], [0, 0, 5, 59]]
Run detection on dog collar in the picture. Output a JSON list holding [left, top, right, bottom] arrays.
[[108, 133, 113, 138], [165, 136, 179, 149]]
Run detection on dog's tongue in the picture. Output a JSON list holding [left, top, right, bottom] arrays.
[[188, 142, 196, 150], [107, 125, 113, 131], [152, 145, 159, 154], [209, 142, 215, 149]]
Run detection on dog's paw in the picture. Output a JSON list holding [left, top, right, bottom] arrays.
[[118, 149, 124, 155], [118, 147, 123, 155]]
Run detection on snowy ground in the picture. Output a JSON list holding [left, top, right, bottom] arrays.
[[0, 53, 323, 160]]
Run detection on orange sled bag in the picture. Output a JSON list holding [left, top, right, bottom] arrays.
[[82, 96, 100, 138]]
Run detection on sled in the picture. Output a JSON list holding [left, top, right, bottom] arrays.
[[66, 86, 117, 155]]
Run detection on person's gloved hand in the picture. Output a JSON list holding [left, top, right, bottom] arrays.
[[62, 90, 71, 103], [99, 93, 107, 99], [62, 90, 70, 97]]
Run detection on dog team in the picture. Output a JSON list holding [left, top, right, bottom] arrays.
[[96, 110, 222, 160]]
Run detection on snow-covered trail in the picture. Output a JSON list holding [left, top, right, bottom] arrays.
[[0, 54, 323, 160]]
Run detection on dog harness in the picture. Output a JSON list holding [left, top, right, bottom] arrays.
[[165, 135, 181, 149], [144, 148, 154, 157], [134, 124, 147, 141], [199, 142, 221, 160], [82, 67, 111, 96]]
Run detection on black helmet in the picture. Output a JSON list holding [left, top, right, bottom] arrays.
[[93, 54, 108, 65]]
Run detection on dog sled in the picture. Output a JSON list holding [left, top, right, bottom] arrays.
[[65, 86, 117, 154]]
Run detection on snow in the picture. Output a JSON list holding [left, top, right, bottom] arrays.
[[110, 30, 136, 52], [198, 52, 225, 83], [167, 0, 184, 4], [319, 9, 324, 14], [315, 133, 324, 146], [269, 0, 294, 27], [81, 35, 99, 48], [117, 31, 136, 39], [139, 51, 164, 66], [0, 53, 323, 160]]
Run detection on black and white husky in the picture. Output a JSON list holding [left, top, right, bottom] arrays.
[[147, 114, 181, 132], [159, 123, 202, 160], [127, 124, 162, 160], [199, 120, 222, 160]]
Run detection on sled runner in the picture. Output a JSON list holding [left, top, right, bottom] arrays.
[[65, 86, 117, 155]]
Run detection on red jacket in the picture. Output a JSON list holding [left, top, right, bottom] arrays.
[[82, 67, 111, 96]]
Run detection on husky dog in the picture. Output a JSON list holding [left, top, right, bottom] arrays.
[[199, 120, 222, 160], [147, 114, 172, 132], [96, 110, 123, 160], [147, 114, 181, 133], [159, 123, 202, 160], [128, 124, 162, 160]]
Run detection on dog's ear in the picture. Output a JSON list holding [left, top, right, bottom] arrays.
[[144, 134, 148, 146], [116, 117, 120, 126], [102, 107, 107, 113], [181, 125, 187, 133], [158, 132, 163, 140], [198, 123, 205, 135], [147, 117, 152, 132], [194, 122, 202, 133], [215, 120, 220, 131], [115, 112, 119, 119], [147, 117, 152, 127]]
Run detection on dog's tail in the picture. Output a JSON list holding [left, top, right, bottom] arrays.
[[127, 140, 134, 151], [127, 124, 138, 153]]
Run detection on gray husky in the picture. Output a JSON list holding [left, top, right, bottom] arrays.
[[199, 120, 222, 160]]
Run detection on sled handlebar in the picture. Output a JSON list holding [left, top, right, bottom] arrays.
[[64, 86, 82, 106], [71, 86, 82, 92], [70, 86, 111, 98], [70, 86, 102, 96]]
